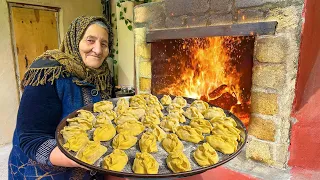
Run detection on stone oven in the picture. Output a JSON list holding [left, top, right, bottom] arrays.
[[133, 0, 304, 177]]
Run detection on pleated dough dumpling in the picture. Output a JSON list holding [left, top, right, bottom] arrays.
[[167, 103, 184, 114], [116, 120, 145, 136], [114, 113, 138, 125], [148, 100, 164, 111], [183, 107, 204, 119], [167, 112, 186, 123], [132, 152, 159, 174], [206, 135, 238, 154], [93, 124, 116, 141], [127, 107, 146, 119], [77, 110, 94, 123], [166, 151, 191, 173], [211, 123, 241, 141], [146, 107, 164, 118], [172, 96, 187, 107], [141, 114, 160, 127], [160, 116, 180, 132], [143, 94, 159, 103], [161, 134, 184, 153], [160, 95, 172, 105], [115, 104, 128, 116], [116, 97, 129, 107], [94, 113, 113, 128], [60, 126, 86, 142], [189, 118, 213, 134], [150, 124, 167, 142], [130, 96, 147, 109], [202, 107, 226, 120], [139, 132, 158, 153], [93, 100, 114, 112], [67, 117, 92, 131], [193, 143, 219, 167], [76, 141, 107, 165], [210, 116, 237, 127], [176, 125, 204, 143], [63, 133, 89, 152], [112, 133, 138, 150], [190, 100, 209, 113], [102, 149, 128, 172]]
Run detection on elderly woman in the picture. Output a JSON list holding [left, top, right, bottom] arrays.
[[8, 16, 114, 179]]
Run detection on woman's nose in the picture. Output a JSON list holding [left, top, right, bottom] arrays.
[[92, 42, 102, 55]]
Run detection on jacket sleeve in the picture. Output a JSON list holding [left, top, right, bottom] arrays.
[[16, 83, 62, 166]]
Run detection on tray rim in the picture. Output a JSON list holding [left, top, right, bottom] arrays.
[[55, 95, 248, 178]]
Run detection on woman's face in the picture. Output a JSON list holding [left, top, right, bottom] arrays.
[[79, 24, 109, 69]]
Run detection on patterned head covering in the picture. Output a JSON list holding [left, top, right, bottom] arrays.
[[22, 16, 113, 98]]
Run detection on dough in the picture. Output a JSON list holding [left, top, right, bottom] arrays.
[[202, 107, 226, 120], [112, 133, 138, 150], [77, 110, 95, 123], [206, 135, 238, 154], [116, 97, 129, 107], [141, 114, 160, 127], [114, 113, 138, 125], [172, 96, 187, 107], [94, 112, 113, 128], [127, 107, 146, 119], [166, 151, 191, 173], [139, 132, 158, 153], [132, 152, 159, 174], [175, 125, 204, 143], [67, 117, 92, 131], [116, 120, 145, 136], [167, 103, 184, 114], [76, 141, 107, 165], [63, 133, 89, 152], [60, 126, 86, 142], [150, 125, 167, 142], [160, 116, 180, 132], [102, 149, 128, 172], [167, 112, 186, 123], [193, 143, 219, 167], [210, 116, 237, 127], [161, 133, 184, 153], [160, 95, 172, 105], [183, 107, 204, 119], [93, 100, 114, 112], [190, 100, 209, 113], [93, 124, 116, 142], [189, 118, 213, 134]]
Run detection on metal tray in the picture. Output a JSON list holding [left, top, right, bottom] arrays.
[[55, 95, 248, 178]]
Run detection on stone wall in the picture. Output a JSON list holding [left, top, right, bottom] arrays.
[[133, 0, 304, 170]]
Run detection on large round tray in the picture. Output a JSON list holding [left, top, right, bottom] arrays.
[[56, 95, 248, 178]]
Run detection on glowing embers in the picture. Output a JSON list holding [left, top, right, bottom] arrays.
[[151, 36, 255, 126]]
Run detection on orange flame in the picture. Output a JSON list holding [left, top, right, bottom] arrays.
[[154, 37, 252, 125]]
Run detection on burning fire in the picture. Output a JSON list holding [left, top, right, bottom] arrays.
[[152, 36, 254, 126]]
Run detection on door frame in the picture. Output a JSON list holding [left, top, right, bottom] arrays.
[[8, 2, 60, 98]]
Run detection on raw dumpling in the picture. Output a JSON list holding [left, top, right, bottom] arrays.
[[94, 113, 113, 128], [206, 135, 238, 154], [93, 124, 116, 141], [127, 107, 146, 119], [102, 149, 128, 172], [167, 112, 186, 123], [148, 100, 164, 110], [63, 133, 89, 152], [189, 118, 213, 134], [60, 126, 86, 142], [167, 103, 184, 114], [166, 151, 191, 173], [172, 96, 187, 107], [211, 123, 241, 141], [116, 97, 129, 107], [143, 94, 159, 103], [193, 143, 219, 167], [77, 110, 94, 123], [67, 117, 92, 131], [146, 107, 164, 118], [114, 113, 138, 125], [93, 100, 114, 112], [76, 141, 107, 165], [176, 126, 204, 143], [190, 100, 209, 113], [183, 107, 204, 119], [142, 114, 160, 127], [132, 152, 159, 174], [112, 133, 138, 150], [139, 132, 158, 153], [114, 104, 128, 116], [202, 107, 226, 120], [130, 96, 147, 109], [160, 95, 172, 105], [161, 134, 184, 153], [210, 116, 237, 127], [160, 116, 180, 132], [150, 125, 167, 142], [116, 120, 145, 136]]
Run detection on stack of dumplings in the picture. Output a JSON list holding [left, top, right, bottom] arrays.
[[60, 94, 243, 175]]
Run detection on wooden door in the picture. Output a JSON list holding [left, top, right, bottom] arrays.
[[10, 5, 59, 82]]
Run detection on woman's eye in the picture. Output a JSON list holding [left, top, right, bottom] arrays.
[[102, 43, 108, 48], [87, 39, 95, 43]]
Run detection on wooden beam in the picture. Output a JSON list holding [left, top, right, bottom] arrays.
[[146, 21, 277, 42]]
